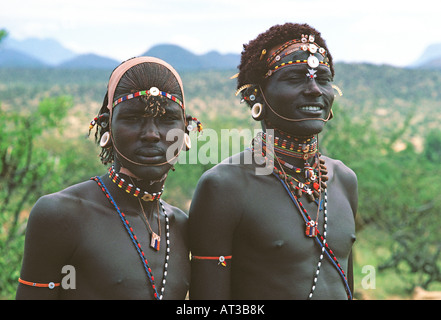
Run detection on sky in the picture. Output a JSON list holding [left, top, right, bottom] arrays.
[[1, 0, 441, 67]]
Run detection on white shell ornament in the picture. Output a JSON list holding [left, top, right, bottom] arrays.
[[307, 55, 319, 68]]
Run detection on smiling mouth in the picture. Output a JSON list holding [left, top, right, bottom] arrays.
[[297, 104, 325, 113], [299, 105, 322, 112]]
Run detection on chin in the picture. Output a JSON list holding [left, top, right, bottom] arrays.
[[276, 120, 326, 137], [115, 158, 172, 181], [134, 165, 172, 181]]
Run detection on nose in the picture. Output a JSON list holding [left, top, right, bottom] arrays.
[[304, 79, 322, 97], [139, 117, 160, 142]]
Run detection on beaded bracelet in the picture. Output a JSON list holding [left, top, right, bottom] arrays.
[[192, 255, 232, 267], [18, 278, 60, 289]]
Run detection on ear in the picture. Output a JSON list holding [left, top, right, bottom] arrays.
[[98, 112, 110, 129]]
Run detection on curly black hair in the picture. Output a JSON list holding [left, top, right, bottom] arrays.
[[237, 22, 334, 96]]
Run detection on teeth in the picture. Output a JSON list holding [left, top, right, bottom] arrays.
[[300, 106, 321, 111]]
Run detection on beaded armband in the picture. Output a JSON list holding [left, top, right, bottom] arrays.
[[192, 255, 232, 267], [18, 278, 60, 289]]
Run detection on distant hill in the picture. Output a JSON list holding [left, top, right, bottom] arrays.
[[409, 42, 441, 69], [3, 37, 77, 65], [142, 44, 240, 71], [0, 48, 47, 67], [58, 53, 120, 69], [2, 36, 441, 71]]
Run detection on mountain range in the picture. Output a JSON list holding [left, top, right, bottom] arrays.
[[0, 37, 241, 71], [1, 37, 441, 70]]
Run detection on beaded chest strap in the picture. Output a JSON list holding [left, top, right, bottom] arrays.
[[92, 176, 170, 300]]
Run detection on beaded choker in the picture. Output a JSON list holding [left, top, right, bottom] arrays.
[[108, 166, 163, 202], [261, 131, 318, 160], [92, 176, 170, 300]]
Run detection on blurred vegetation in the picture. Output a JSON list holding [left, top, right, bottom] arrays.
[[1, 38, 441, 299]]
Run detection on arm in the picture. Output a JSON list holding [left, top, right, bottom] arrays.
[[16, 194, 76, 299], [188, 167, 242, 300], [338, 160, 358, 296]]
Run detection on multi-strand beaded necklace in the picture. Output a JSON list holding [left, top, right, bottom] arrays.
[[257, 132, 327, 203], [91, 176, 170, 300], [252, 132, 352, 299]]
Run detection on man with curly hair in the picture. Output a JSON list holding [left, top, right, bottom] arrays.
[[189, 23, 357, 300]]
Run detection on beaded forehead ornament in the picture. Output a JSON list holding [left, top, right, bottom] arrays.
[[264, 34, 329, 78], [112, 87, 184, 110]]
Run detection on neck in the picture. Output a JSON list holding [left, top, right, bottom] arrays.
[[262, 127, 318, 170]]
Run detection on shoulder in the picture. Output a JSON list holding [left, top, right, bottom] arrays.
[[161, 200, 188, 224], [189, 153, 253, 225], [322, 155, 358, 215], [197, 151, 256, 190], [323, 155, 357, 186], [28, 179, 100, 231]]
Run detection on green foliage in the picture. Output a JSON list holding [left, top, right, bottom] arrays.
[[0, 96, 104, 299]]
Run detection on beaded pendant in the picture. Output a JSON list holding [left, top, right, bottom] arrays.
[[305, 220, 318, 237], [150, 232, 161, 251]]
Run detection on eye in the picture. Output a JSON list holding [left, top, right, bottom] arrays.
[[316, 77, 331, 85]]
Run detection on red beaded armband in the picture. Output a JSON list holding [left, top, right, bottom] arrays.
[[18, 278, 60, 289], [192, 255, 232, 267]]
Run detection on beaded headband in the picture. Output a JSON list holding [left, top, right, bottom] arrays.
[[107, 57, 185, 111], [264, 34, 329, 78], [112, 87, 184, 109]]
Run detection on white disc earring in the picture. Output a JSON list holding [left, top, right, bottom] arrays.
[[184, 133, 191, 150], [100, 131, 111, 147], [251, 103, 263, 120]]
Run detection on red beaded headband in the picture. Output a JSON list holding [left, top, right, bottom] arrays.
[[112, 87, 184, 109]]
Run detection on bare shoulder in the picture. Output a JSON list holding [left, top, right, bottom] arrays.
[[197, 152, 254, 190], [322, 155, 358, 216], [322, 155, 357, 186], [28, 179, 100, 231], [190, 153, 252, 224], [161, 200, 188, 224]]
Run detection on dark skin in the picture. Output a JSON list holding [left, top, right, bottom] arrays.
[[189, 46, 357, 299], [16, 94, 190, 299]]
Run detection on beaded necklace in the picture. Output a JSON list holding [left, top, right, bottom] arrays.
[[109, 165, 163, 202], [252, 133, 352, 299], [257, 132, 327, 202], [91, 176, 170, 300]]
